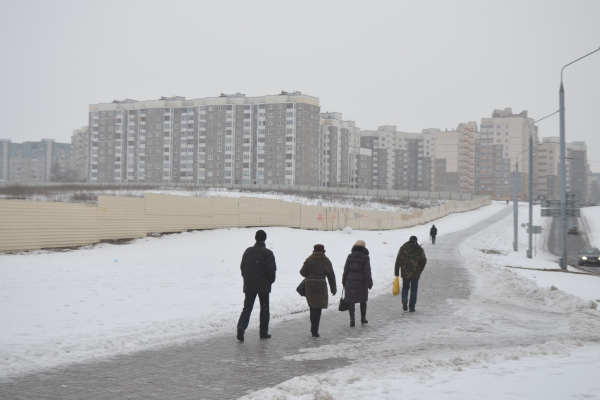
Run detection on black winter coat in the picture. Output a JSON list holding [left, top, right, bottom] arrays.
[[342, 246, 373, 304], [430, 226, 437, 237], [300, 252, 337, 309], [240, 242, 277, 294]]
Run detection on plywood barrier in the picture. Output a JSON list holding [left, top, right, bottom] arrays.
[[0, 200, 100, 252], [0, 195, 491, 252]]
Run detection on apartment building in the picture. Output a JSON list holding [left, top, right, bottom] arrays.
[[533, 137, 589, 201], [319, 112, 372, 188], [569, 141, 588, 202], [430, 122, 476, 193], [360, 126, 434, 191], [589, 173, 600, 204], [476, 108, 537, 200], [0, 139, 9, 181], [0, 139, 70, 183], [71, 126, 89, 181], [87, 92, 321, 185]]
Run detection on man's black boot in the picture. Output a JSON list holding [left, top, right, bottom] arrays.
[[237, 328, 245, 342]]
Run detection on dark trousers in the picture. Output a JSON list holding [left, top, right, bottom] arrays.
[[309, 307, 322, 334], [237, 292, 270, 335], [401, 278, 419, 311], [348, 302, 367, 321], [431, 235, 436, 244]]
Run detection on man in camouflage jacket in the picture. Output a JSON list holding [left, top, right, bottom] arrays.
[[394, 235, 427, 312]]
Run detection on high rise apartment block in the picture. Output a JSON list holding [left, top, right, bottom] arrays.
[[533, 138, 589, 201], [476, 108, 537, 200], [71, 126, 89, 182], [87, 92, 320, 185], [60, 99, 596, 201], [0, 139, 70, 183], [360, 126, 434, 191], [431, 122, 476, 193], [319, 112, 371, 188]]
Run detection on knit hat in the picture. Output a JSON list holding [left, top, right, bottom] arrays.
[[313, 244, 325, 253], [409, 236, 418, 242], [255, 230, 267, 242], [354, 240, 366, 247]]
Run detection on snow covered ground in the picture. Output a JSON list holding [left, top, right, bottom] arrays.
[[2, 202, 600, 399], [0, 201, 497, 379], [0, 187, 444, 212], [240, 203, 600, 400]]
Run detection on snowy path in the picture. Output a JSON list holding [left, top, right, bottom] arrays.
[[2, 205, 599, 399]]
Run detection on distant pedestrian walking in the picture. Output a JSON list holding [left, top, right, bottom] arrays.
[[430, 225, 438, 244], [300, 244, 337, 338], [237, 230, 277, 342], [394, 236, 427, 312], [342, 240, 373, 327]]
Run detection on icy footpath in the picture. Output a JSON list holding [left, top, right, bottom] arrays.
[[0, 202, 502, 379], [240, 203, 600, 400]]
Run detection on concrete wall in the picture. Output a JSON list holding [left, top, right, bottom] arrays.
[[0, 194, 491, 253]]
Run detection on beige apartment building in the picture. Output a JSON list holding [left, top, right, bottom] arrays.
[[534, 137, 589, 201], [87, 92, 321, 186], [429, 122, 476, 193], [0, 139, 70, 183], [476, 108, 538, 200]]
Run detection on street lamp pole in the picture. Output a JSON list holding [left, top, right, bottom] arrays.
[[527, 110, 559, 259], [559, 46, 600, 269], [513, 147, 529, 252], [514, 160, 519, 251]]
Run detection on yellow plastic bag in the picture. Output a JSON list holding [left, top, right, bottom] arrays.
[[392, 276, 400, 296]]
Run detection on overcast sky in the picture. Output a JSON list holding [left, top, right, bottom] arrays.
[[1, 0, 599, 171]]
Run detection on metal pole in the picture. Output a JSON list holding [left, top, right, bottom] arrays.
[[559, 83, 567, 269], [513, 162, 518, 251], [528, 133, 533, 259], [528, 110, 559, 259], [559, 46, 600, 269]]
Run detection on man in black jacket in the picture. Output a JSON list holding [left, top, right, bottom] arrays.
[[430, 225, 438, 244], [237, 230, 277, 342]]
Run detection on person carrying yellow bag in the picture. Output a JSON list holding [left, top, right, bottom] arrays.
[[394, 235, 427, 312]]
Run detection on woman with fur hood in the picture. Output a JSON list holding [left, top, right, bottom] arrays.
[[342, 240, 373, 327], [300, 244, 337, 338]]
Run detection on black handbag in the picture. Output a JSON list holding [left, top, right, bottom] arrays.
[[296, 280, 306, 297], [338, 288, 349, 311]]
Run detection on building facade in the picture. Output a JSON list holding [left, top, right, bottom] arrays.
[[533, 137, 589, 201], [476, 108, 537, 200], [360, 126, 434, 191], [431, 122, 476, 193], [0, 139, 70, 183], [319, 112, 371, 188], [87, 92, 320, 185], [71, 126, 89, 182]]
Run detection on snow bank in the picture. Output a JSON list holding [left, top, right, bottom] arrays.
[[238, 201, 600, 399]]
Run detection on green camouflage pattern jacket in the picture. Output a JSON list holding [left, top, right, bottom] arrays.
[[394, 240, 427, 279]]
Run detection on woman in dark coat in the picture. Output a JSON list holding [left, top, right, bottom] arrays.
[[342, 240, 373, 327], [300, 244, 337, 337]]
